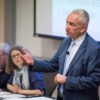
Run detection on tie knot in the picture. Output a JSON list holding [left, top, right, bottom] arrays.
[[71, 41, 75, 47]]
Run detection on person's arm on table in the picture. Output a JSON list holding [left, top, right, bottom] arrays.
[[18, 89, 43, 96]]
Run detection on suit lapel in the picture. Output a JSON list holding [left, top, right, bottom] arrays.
[[59, 38, 71, 74], [67, 45, 86, 74], [66, 34, 89, 75]]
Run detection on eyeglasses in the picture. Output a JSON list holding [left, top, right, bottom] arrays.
[[11, 53, 21, 59]]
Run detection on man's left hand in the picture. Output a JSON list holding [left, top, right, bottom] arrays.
[[54, 74, 67, 85]]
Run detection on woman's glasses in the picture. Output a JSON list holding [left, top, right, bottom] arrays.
[[11, 53, 21, 59]]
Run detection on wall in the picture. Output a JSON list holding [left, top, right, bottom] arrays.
[[4, 0, 16, 46], [0, 0, 5, 43], [16, 0, 61, 58]]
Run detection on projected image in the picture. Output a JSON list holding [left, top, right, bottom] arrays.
[[35, 0, 100, 41], [52, 0, 100, 40]]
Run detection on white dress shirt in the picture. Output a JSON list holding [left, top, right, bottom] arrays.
[[60, 33, 86, 95]]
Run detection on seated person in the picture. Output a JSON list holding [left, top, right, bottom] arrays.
[[7, 46, 45, 96], [0, 42, 11, 89]]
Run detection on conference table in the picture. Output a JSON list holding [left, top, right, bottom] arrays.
[[0, 89, 56, 100]]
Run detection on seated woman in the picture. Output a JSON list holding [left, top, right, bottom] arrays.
[[0, 42, 11, 89], [7, 46, 45, 96]]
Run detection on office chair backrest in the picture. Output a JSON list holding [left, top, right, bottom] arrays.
[[42, 72, 57, 97]]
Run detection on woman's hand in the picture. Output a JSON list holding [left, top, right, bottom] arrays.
[[17, 89, 24, 94], [36, 90, 43, 96], [12, 85, 22, 94]]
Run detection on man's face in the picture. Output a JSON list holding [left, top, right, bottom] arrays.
[[65, 13, 86, 40], [0, 50, 6, 66]]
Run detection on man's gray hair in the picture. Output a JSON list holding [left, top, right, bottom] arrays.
[[71, 9, 89, 25], [0, 42, 11, 54]]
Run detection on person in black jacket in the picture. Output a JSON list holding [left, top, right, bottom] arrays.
[[0, 42, 11, 89]]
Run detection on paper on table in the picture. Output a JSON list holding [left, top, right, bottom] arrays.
[[27, 97, 56, 100], [0, 91, 56, 100], [3, 97, 56, 100], [0, 94, 26, 98], [0, 91, 26, 98], [3, 98, 27, 100], [0, 91, 11, 95]]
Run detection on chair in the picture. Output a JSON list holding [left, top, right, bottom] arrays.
[[42, 72, 57, 97], [98, 86, 100, 99]]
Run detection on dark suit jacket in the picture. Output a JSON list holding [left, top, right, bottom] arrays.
[[0, 65, 10, 89], [32, 34, 100, 100]]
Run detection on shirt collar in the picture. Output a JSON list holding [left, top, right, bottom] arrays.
[[73, 33, 86, 47]]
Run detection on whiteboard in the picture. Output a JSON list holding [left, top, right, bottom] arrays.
[[35, 0, 100, 41]]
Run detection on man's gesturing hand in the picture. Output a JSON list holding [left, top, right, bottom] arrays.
[[20, 48, 34, 65]]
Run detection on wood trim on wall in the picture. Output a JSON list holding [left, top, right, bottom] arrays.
[[0, 0, 5, 43], [4, 0, 16, 46]]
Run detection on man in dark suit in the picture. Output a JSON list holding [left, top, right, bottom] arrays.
[[21, 9, 100, 100]]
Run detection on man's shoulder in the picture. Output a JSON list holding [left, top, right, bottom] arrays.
[[88, 34, 100, 48], [61, 37, 71, 44], [86, 34, 100, 54]]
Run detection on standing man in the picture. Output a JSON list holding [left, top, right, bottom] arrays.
[[21, 9, 100, 100]]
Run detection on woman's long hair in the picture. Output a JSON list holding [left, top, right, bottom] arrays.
[[7, 46, 25, 73]]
